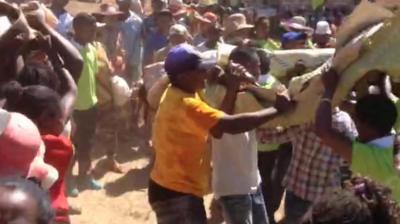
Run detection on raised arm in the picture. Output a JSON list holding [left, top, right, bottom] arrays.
[[27, 14, 83, 82], [210, 93, 293, 138], [0, 2, 32, 82], [315, 69, 353, 162], [39, 35, 77, 123]]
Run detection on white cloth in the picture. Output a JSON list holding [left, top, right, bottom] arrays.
[[211, 131, 261, 198]]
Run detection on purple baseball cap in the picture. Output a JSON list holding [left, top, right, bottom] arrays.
[[164, 43, 216, 77], [281, 32, 307, 44]]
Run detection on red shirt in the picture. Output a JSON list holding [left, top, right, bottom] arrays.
[[42, 135, 73, 223]]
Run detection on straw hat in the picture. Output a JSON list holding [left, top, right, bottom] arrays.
[[223, 13, 254, 37]]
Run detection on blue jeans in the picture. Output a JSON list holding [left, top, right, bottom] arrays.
[[218, 186, 269, 224], [283, 191, 312, 224]]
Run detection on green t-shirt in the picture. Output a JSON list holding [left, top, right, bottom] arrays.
[[394, 99, 400, 132], [257, 39, 281, 51], [351, 141, 400, 203], [257, 75, 280, 152], [75, 43, 99, 111]]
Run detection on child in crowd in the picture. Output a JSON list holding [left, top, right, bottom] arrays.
[[253, 17, 280, 51], [315, 69, 400, 203], [0, 177, 55, 224], [311, 177, 400, 224], [70, 13, 103, 191]]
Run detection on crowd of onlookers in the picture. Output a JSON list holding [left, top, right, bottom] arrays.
[[0, 0, 400, 223]]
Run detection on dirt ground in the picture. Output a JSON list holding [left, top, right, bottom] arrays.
[[65, 1, 160, 223], [67, 107, 216, 224]]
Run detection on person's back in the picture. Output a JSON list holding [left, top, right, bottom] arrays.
[[42, 134, 73, 223]]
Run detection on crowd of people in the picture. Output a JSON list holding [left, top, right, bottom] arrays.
[[0, 0, 400, 223]]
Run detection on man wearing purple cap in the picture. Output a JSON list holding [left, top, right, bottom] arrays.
[[148, 43, 292, 223], [281, 32, 308, 50]]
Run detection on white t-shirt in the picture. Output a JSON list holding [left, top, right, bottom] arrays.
[[211, 131, 261, 198]]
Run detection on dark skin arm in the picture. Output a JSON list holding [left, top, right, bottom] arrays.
[[39, 35, 77, 124], [0, 3, 33, 83], [210, 61, 287, 138], [210, 93, 293, 138], [314, 41, 365, 162], [27, 14, 83, 82], [218, 63, 245, 114], [315, 68, 353, 162]]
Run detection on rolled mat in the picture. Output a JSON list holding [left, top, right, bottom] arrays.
[[206, 0, 400, 128]]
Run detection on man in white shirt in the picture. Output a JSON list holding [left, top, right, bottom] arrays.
[[210, 47, 269, 224]]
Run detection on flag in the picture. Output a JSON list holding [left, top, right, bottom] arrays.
[[311, 0, 325, 10]]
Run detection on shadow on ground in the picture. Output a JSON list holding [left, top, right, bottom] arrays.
[[104, 163, 151, 197]]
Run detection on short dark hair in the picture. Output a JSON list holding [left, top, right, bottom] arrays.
[[3, 81, 61, 122], [0, 177, 54, 224], [255, 17, 270, 28], [228, 47, 259, 66], [256, 49, 270, 74], [73, 13, 96, 30], [313, 176, 400, 224], [312, 189, 372, 224], [17, 62, 60, 91], [355, 94, 397, 135]]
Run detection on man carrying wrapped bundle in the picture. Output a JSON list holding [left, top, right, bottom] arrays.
[[148, 43, 294, 223]]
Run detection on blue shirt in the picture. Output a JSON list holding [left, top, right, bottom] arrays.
[[118, 11, 143, 66], [142, 15, 156, 36], [54, 11, 73, 37], [143, 30, 168, 65]]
